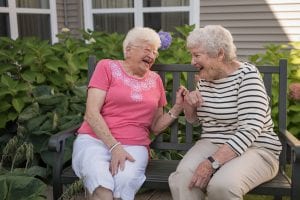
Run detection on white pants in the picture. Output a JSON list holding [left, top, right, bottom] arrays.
[[72, 134, 149, 200], [169, 140, 279, 200]]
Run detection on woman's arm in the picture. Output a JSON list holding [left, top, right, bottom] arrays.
[[84, 88, 117, 148], [84, 88, 134, 175], [150, 86, 186, 135]]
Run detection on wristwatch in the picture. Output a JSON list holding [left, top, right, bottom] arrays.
[[207, 156, 221, 170]]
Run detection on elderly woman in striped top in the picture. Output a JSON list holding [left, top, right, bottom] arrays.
[[169, 25, 282, 200]]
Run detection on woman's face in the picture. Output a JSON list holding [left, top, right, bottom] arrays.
[[125, 42, 158, 73], [189, 47, 224, 81]]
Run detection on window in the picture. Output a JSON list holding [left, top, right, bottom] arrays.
[[84, 0, 199, 33], [0, 0, 58, 43]]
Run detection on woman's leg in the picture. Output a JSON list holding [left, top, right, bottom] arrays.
[[92, 187, 113, 200], [168, 140, 219, 200], [72, 135, 114, 197], [113, 145, 149, 200], [207, 147, 279, 200]]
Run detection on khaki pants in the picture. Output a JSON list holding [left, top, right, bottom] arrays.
[[169, 140, 279, 200]]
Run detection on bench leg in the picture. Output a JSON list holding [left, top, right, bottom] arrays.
[[273, 195, 282, 200], [53, 183, 63, 200], [52, 151, 64, 200]]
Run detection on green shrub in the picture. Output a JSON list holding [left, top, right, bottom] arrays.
[[249, 42, 300, 139]]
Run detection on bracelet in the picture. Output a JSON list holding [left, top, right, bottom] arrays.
[[168, 110, 178, 119], [109, 142, 121, 152]]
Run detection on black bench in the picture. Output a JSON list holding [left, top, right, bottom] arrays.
[[48, 56, 300, 200]]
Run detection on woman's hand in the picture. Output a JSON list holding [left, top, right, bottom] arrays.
[[110, 145, 135, 176], [175, 86, 188, 106], [182, 90, 203, 123], [184, 90, 203, 108], [189, 159, 214, 191]]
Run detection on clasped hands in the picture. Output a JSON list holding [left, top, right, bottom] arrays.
[[175, 85, 203, 109]]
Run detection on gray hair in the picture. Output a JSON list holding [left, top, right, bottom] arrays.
[[123, 27, 161, 56], [187, 25, 237, 62]]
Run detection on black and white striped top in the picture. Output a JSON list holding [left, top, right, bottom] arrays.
[[197, 62, 282, 159]]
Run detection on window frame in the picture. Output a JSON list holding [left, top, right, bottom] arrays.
[[0, 0, 58, 43], [83, 0, 200, 32]]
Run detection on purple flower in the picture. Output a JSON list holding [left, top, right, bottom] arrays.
[[158, 31, 172, 50]]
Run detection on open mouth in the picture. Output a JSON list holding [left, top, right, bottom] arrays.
[[198, 65, 204, 72], [142, 58, 152, 67]]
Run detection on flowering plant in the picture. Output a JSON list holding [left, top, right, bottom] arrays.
[[158, 31, 172, 50]]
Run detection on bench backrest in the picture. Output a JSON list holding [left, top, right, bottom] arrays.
[[88, 56, 288, 165]]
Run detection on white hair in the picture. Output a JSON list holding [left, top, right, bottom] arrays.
[[123, 27, 161, 56], [187, 25, 237, 62]]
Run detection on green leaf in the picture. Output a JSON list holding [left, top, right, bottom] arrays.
[[0, 114, 8, 128], [26, 166, 47, 178], [32, 85, 53, 97], [28, 134, 50, 152], [36, 73, 46, 83], [45, 62, 60, 73], [65, 74, 78, 84], [12, 98, 25, 113], [0, 88, 11, 97], [35, 94, 66, 106], [0, 177, 8, 200], [7, 112, 18, 121], [72, 85, 87, 98], [0, 102, 11, 112], [23, 55, 36, 66], [74, 47, 90, 55], [21, 70, 36, 82], [26, 115, 48, 132], [289, 105, 300, 112], [0, 64, 15, 74], [1, 75, 17, 88], [18, 103, 40, 122], [0, 174, 46, 200]]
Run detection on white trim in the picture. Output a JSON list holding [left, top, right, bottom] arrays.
[[83, 0, 94, 31], [8, 0, 18, 40], [142, 6, 190, 12], [50, 0, 58, 43], [12, 8, 51, 14], [92, 6, 190, 13], [134, 0, 143, 26], [190, 0, 200, 28], [0, 7, 9, 12], [92, 8, 134, 13]]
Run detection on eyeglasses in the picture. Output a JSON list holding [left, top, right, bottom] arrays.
[[131, 45, 159, 58]]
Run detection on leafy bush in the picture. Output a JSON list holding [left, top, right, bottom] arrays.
[[249, 42, 300, 139]]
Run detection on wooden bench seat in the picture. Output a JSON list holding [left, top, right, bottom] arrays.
[[48, 56, 300, 200]]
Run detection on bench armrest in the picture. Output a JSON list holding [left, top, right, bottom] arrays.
[[282, 130, 300, 163], [281, 130, 300, 199], [48, 124, 81, 152]]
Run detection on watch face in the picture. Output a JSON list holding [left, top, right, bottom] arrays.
[[208, 156, 220, 170], [212, 161, 220, 169]]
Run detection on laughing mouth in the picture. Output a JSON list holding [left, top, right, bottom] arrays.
[[198, 65, 204, 72], [142, 57, 153, 66]]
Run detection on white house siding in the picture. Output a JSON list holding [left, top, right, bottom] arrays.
[[55, 0, 300, 59], [200, 0, 300, 61]]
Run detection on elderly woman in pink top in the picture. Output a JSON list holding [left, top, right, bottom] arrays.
[[72, 27, 185, 200]]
